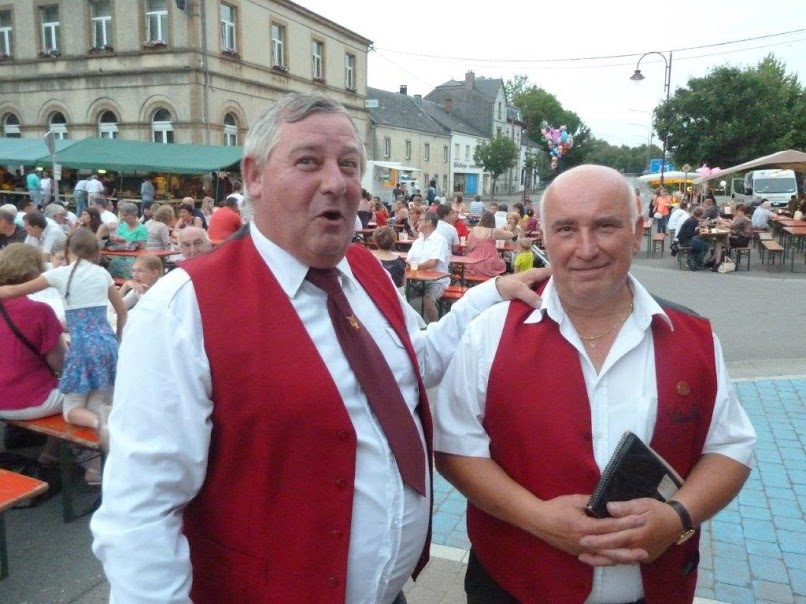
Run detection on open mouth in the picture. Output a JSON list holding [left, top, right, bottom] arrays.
[[319, 210, 343, 222]]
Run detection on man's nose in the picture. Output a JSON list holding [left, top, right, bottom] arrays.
[[576, 230, 599, 258], [320, 160, 348, 195]]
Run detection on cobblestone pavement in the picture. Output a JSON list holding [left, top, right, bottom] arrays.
[[418, 377, 806, 604]]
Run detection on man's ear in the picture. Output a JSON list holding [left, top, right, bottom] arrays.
[[241, 156, 263, 201]]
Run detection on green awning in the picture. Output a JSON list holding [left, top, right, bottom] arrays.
[[0, 138, 77, 165], [34, 137, 244, 174]]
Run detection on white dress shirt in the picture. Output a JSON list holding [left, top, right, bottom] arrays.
[[435, 275, 756, 604], [91, 224, 503, 604]]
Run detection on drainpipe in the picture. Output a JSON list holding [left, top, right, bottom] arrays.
[[200, 0, 211, 144]]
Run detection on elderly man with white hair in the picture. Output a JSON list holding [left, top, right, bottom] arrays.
[[751, 200, 774, 230]]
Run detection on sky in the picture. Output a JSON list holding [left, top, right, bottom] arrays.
[[296, 0, 805, 148]]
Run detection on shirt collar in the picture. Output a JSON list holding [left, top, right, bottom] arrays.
[[249, 223, 356, 298], [523, 274, 673, 331]]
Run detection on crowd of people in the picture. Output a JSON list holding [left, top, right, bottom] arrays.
[[1, 93, 757, 604]]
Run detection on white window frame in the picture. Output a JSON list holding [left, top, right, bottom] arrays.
[[91, 0, 112, 48], [40, 5, 60, 52], [152, 108, 174, 144], [311, 39, 324, 80], [270, 22, 285, 68], [0, 10, 12, 56], [383, 137, 391, 159], [49, 112, 68, 139], [146, 0, 168, 44], [98, 110, 118, 139], [220, 3, 236, 52], [223, 113, 238, 146], [404, 140, 411, 160], [424, 143, 430, 162], [3, 114, 21, 138], [345, 53, 355, 90]]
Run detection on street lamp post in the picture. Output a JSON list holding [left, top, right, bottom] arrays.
[[630, 51, 673, 188]]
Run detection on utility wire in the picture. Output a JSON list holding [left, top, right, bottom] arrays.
[[372, 27, 806, 64]]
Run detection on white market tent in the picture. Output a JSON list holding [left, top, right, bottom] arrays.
[[695, 149, 806, 184]]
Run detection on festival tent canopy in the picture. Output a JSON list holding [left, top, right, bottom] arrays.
[[695, 149, 806, 184], [33, 137, 244, 174], [0, 138, 77, 165]]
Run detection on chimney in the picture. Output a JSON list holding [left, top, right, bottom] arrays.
[[399, 85, 408, 95], [414, 94, 422, 104], [443, 96, 453, 114], [465, 71, 475, 90]]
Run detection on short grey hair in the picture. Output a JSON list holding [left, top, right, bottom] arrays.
[[243, 93, 366, 174], [119, 202, 139, 217], [0, 208, 15, 224], [44, 203, 66, 219], [539, 165, 639, 237]]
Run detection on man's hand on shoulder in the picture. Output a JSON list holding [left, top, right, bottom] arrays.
[[494, 267, 551, 308], [577, 498, 681, 566]]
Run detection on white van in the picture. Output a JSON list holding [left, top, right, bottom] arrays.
[[743, 169, 798, 207]]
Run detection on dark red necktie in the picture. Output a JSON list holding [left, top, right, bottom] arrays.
[[306, 267, 426, 496]]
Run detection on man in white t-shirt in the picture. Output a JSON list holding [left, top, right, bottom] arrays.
[[228, 181, 245, 211], [407, 213, 450, 324], [666, 201, 690, 241], [23, 211, 67, 263], [92, 197, 118, 236], [86, 174, 106, 203], [435, 204, 460, 253], [493, 203, 508, 229]]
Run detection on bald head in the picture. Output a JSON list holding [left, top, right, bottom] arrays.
[[178, 226, 212, 258], [540, 165, 638, 235]]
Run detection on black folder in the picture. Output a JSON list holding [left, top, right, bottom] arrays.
[[586, 431, 684, 518]]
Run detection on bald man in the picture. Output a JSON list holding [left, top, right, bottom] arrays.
[[434, 165, 755, 604], [177, 226, 212, 260]]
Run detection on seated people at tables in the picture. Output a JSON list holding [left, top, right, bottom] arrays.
[[92, 197, 119, 236], [139, 201, 157, 225], [677, 207, 711, 271], [0, 242, 67, 421], [373, 200, 389, 226], [107, 203, 148, 278], [787, 195, 799, 214], [505, 211, 523, 239], [207, 196, 242, 242], [725, 203, 754, 248], [182, 197, 208, 230], [407, 213, 450, 324], [513, 238, 535, 273], [520, 208, 538, 234], [146, 205, 175, 250], [24, 210, 67, 265], [372, 226, 406, 292], [45, 203, 77, 235], [702, 197, 719, 220], [409, 205, 424, 232], [435, 204, 461, 253], [454, 213, 469, 240], [468, 195, 485, 224], [0, 207, 27, 249], [119, 256, 163, 310], [452, 194, 468, 218], [667, 201, 689, 240], [177, 226, 212, 260], [357, 189, 373, 228], [464, 210, 512, 278], [752, 201, 773, 230], [176, 203, 204, 231], [393, 199, 411, 228], [200, 197, 215, 226], [78, 207, 106, 240]]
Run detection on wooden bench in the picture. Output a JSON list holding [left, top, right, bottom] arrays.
[[676, 246, 693, 270], [0, 469, 48, 580], [760, 240, 784, 267], [650, 233, 666, 257], [461, 274, 492, 287], [732, 247, 752, 271], [4, 415, 101, 523], [438, 285, 469, 317]]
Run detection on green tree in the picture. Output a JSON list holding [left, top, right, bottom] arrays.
[[654, 55, 806, 168], [474, 136, 519, 198], [506, 75, 589, 172]]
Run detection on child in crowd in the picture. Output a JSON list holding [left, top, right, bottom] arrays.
[[119, 255, 163, 310], [0, 231, 127, 481], [513, 238, 535, 273]]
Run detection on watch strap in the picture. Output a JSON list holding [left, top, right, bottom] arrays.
[[667, 499, 696, 544]]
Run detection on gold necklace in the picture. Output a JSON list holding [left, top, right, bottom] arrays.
[[576, 302, 634, 349]]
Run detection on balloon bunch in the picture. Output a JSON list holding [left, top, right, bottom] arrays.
[[541, 122, 574, 170], [695, 163, 721, 178]]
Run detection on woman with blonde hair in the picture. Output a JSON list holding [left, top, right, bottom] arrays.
[[146, 204, 175, 250], [119, 255, 163, 309]]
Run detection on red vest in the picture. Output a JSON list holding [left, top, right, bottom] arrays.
[[468, 297, 716, 604], [181, 231, 432, 603]]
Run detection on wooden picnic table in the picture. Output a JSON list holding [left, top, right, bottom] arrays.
[[782, 226, 806, 271], [99, 248, 177, 258], [0, 468, 49, 580]]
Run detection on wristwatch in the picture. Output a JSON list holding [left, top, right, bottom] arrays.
[[667, 499, 696, 544]]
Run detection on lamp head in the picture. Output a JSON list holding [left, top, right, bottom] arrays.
[[630, 69, 645, 82]]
